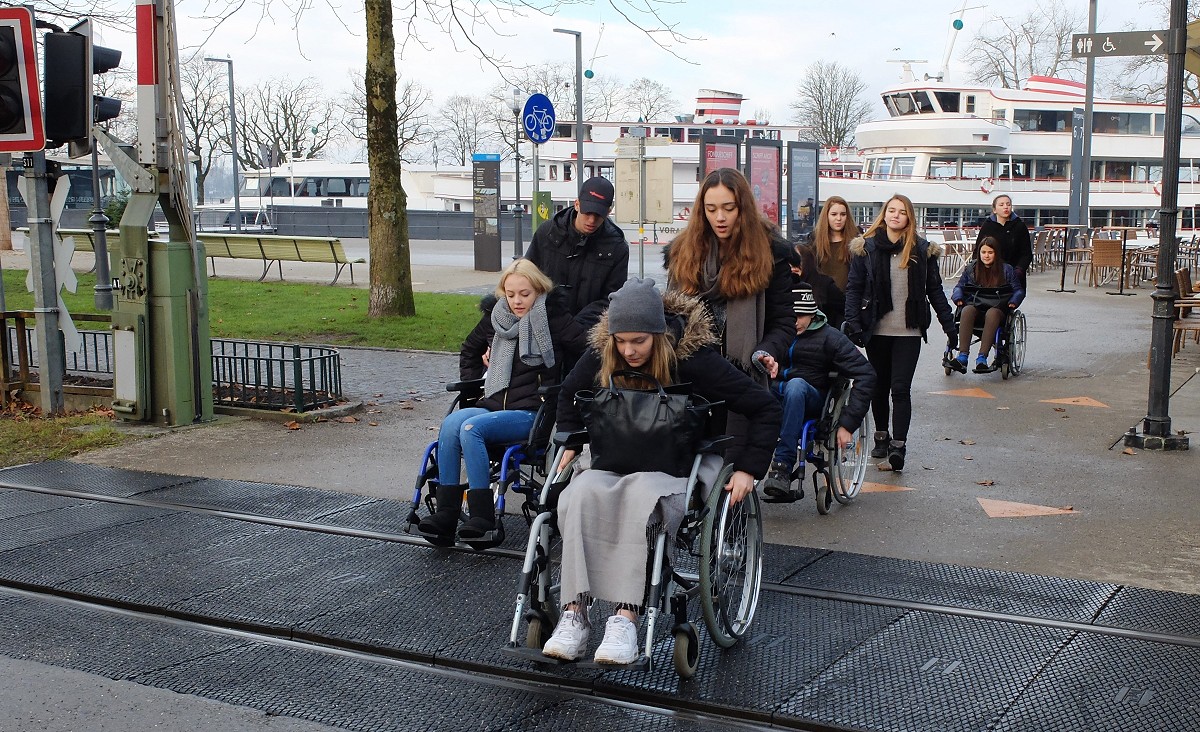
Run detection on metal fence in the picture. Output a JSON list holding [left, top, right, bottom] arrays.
[[2, 314, 343, 413]]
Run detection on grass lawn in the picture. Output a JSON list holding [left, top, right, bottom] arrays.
[[1, 268, 483, 352], [0, 403, 129, 469]]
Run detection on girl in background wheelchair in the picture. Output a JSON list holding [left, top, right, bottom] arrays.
[[417, 259, 588, 545], [948, 237, 1026, 374], [541, 278, 781, 665]]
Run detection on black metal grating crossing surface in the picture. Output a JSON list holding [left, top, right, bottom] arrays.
[[763, 544, 829, 583], [136, 642, 564, 732], [1095, 586, 1200, 638], [788, 551, 1118, 622], [599, 591, 906, 715], [0, 512, 264, 587], [60, 527, 365, 609], [777, 611, 1074, 731], [0, 589, 249, 678], [993, 632, 1200, 732], [501, 698, 756, 731], [0, 460, 199, 497], [140, 477, 378, 523], [0, 487, 87, 520], [0, 501, 178, 553]]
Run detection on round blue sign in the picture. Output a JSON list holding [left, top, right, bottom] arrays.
[[521, 93, 556, 145]]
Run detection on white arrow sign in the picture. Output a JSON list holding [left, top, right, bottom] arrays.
[[1145, 33, 1164, 53]]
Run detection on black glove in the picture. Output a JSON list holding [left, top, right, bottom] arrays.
[[846, 327, 865, 347], [946, 333, 957, 351]]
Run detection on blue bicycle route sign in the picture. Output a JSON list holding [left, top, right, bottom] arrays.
[[522, 93, 556, 145]]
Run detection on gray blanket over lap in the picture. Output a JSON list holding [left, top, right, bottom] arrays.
[[557, 455, 722, 609]]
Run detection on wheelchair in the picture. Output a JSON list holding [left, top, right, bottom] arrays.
[[763, 375, 873, 514], [404, 379, 558, 550], [501, 425, 764, 679], [942, 285, 1027, 380]]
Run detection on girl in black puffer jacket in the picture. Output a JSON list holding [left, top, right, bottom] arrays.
[[418, 259, 587, 545]]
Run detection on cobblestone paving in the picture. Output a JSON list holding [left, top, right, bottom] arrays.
[[335, 347, 459, 404]]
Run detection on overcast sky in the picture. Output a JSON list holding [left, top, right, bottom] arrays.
[[103, 0, 1149, 140]]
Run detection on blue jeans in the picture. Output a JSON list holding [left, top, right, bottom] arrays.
[[437, 408, 535, 490], [773, 378, 825, 464]]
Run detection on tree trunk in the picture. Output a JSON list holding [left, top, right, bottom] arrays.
[[365, 0, 415, 317]]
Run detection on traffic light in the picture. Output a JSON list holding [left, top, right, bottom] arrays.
[[0, 7, 44, 152], [42, 18, 121, 152]]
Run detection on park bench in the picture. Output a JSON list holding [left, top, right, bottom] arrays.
[[22, 228, 365, 286]]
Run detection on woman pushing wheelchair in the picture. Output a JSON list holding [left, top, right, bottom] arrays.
[[947, 236, 1025, 374], [541, 278, 781, 665]]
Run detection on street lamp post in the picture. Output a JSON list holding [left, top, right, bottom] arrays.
[[553, 28, 585, 194], [203, 55, 241, 232], [509, 88, 524, 258]]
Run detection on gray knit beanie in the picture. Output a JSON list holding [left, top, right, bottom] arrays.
[[607, 278, 666, 334]]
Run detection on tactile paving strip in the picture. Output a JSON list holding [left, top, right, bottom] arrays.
[[599, 591, 905, 713], [0, 589, 249, 678], [778, 611, 1073, 731], [789, 551, 1118, 622], [136, 642, 563, 732], [0, 487, 86, 520], [0, 460, 199, 496], [993, 632, 1200, 732], [0, 501, 178, 553], [1095, 586, 1200, 638], [0, 512, 263, 587], [140, 477, 377, 523]]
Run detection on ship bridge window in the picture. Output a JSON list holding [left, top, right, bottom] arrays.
[[266, 178, 293, 197], [934, 92, 960, 113], [1092, 112, 1152, 135], [998, 159, 1032, 179], [1014, 109, 1072, 132], [1183, 114, 1200, 136], [893, 157, 915, 178], [929, 158, 958, 179], [325, 178, 349, 196], [961, 160, 993, 179], [884, 91, 934, 116]]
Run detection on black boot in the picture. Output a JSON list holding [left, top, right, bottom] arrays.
[[457, 489, 497, 540], [887, 440, 906, 472], [417, 483, 463, 546], [871, 431, 890, 459]]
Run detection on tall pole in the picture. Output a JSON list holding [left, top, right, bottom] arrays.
[[204, 56, 241, 232], [1126, 0, 1189, 451], [90, 139, 113, 310], [1078, 0, 1096, 230], [511, 89, 523, 258], [554, 28, 585, 194]]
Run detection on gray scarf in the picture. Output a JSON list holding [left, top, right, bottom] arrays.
[[484, 294, 555, 399], [694, 237, 767, 381]]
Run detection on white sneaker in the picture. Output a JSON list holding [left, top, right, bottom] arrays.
[[593, 615, 639, 665], [541, 610, 589, 661]]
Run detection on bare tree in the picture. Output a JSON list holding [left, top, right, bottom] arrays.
[[195, 0, 697, 318], [1108, 0, 1200, 104], [789, 61, 874, 147], [433, 94, 499, 166], [961, 0, 1087, 88], [235, 76, 344, 168], [585, 74, 627, 121], [342, 70, 433, 161], [624, 77, 678, 122], [178, 57, 229, 206]]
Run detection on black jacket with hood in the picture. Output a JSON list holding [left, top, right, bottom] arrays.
[[459, 288, 589, 412], [557, 291, 782, 478], [524, 206, 629, 325], [843, 231, 956, 344], [975, 214, 1033, 272]]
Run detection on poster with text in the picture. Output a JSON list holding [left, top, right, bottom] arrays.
[[745, 139, 782, 225], [701, 136, 740, 178], [787, 142, 820, 242]]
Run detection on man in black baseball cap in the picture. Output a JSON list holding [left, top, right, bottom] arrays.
[[524, 176, 629, 327]]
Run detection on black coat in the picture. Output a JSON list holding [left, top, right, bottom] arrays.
[[768, 313, 875, 433], [843, 232, 956, 344], [524, 206, 629, 324], [976, 215, 1033, 272], [459, 290, 589, 412], [557, 291, 782, 478]]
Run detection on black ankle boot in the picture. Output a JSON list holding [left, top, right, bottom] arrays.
[[417, 483, 464, 543], [871, 431, 890, 459], [887, 440, 906, 471], [457, 489, 497, 540]]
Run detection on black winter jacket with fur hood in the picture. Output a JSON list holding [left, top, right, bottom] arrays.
[[843, 232, 956, 344]]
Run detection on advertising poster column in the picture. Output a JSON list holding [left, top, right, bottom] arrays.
[[787, 141, 820, 242], [472, 153, 502, 272], [699, 134, 740, 178], [744, 138, 782, 226]]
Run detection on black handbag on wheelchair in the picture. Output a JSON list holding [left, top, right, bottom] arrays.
[[575, 370, 713, 478], [962, 284, 1013, 310]]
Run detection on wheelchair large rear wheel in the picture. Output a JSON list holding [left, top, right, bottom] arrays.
[[699, 464, 764, 649], [829, 389, 871, 504], [1007, 311, 1027, 377]]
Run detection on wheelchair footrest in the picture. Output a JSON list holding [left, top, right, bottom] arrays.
[[500, 645, 651, 671]]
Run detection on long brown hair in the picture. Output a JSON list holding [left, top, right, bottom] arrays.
[[973, 237, 1006, 288], [668, 168, 775, 299], [598, 332, 678, 389], [861, 193, 919, 269], [812, 195, 859, 268]]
